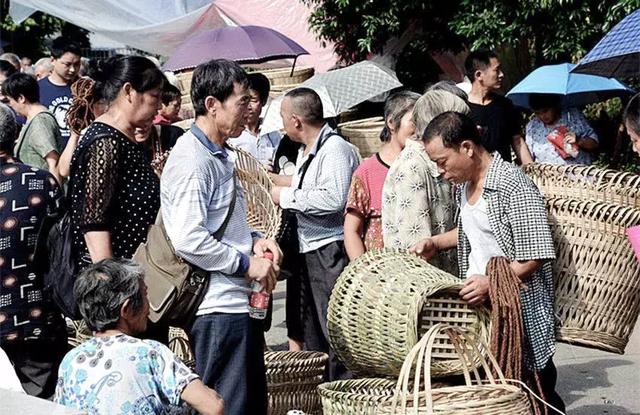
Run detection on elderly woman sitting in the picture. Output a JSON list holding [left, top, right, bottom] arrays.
[[54, 258, 223, 415]]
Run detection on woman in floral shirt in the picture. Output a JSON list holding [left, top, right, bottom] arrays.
[[344, 91, 420, 260]]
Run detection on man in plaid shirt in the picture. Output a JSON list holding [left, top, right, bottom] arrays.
[[410, 111, 565, 412]]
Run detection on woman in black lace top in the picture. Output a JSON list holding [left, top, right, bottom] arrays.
[[69, 55, 165, 268]]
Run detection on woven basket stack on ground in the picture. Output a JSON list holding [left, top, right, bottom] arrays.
[[265, 351, 328, 415], [338, 117, 385, 159], [546, 198, 640, 353], [231, 146, 282, 239], [376, 324, 532, 414]]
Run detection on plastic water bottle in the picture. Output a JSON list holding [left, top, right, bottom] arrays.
[[249, 251, 273, 320]]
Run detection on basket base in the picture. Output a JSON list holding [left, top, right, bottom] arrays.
[[556, 327, 627, 354]]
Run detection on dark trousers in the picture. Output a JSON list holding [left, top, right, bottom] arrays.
[[283, 249, 305, 342], [3, 335, 68, 399], [189, 312, 267, 415], [538, 359, 565, 413], [302, 240, 351, 381]]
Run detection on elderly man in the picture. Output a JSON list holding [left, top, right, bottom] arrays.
[[410, 111, 565, 413], [55, 258, 224, 415], [161, 59, 281, 415], [271, 88, 360, 380], [0, 103, 67, 398], [33, 58, 53, 81]]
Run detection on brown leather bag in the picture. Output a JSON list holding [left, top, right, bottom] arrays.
[[134, 181, 237, 328]]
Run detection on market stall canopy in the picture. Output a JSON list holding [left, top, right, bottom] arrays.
[[572, 10, 640, 78], [164, 26, 309, 72], [507, 63, 633, 109], [260, 61, 402, 135], [7, 0, 337, 71]]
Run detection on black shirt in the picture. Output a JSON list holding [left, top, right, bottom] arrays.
[[468, 94, 521, 162]]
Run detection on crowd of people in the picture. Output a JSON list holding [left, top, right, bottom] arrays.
[[0, 36, 633, 414]]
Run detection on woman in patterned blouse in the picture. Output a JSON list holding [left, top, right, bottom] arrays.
[[344, 91, 420, 260]]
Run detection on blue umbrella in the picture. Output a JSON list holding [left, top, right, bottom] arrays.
[[572, 10, 640, 77], [506, 63, 633, 109]]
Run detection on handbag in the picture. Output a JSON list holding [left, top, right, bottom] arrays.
[[134, 177, 237, 328]]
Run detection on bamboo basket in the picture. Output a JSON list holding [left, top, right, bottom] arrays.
[[232, 146, 282, 239], [67, 319, 93, 348], [547, 198, 640, 353], [524, 163, 640, 207], [338, 117, 385, 159], [256, 66, 315, 87], [328, 249, 490, 378], [168, 327, 195, 368], [318, 378, 397, 415], [265, 351, 328, 415], [377, 324, 532, 414]]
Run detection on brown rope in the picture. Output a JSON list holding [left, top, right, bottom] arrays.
[[486, 256, 547, 415], [66, 77, 97, 135]]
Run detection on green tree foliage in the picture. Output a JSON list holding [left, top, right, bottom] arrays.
[[0, 0, 89, 60]]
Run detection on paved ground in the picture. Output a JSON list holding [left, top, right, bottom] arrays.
[[265, 280, 640, 414]]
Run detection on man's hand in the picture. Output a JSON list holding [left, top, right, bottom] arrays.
[[409, 238, 438, 260], [253, 238, 283, 267], [246, 256, 278, 293], [565, 131, 577, 145], [270, 185, 282, 205], [459, 274, 490, 305]]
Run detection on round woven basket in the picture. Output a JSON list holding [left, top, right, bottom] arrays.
[[318, 378, 397, 415], [66, 319, 93, 348], [168, 327, 195, 368], [256, 66, 315, 87], [338, 117, 385, 159], [265, 351, 328, 415], [328, 248, 490, 378], [547, 198, 640, 353], [377, 324, 532, 414], [232, 146, 282, 239], [524, 162, 640, 207], [175, 70, 193, 99]]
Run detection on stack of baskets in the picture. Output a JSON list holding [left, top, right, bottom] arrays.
[[319, 248, 491, 414], [524, 163, 640, 354], [174, 70, 195, 119], [338, 117, 385, 159], [253, 66, 315, 97]]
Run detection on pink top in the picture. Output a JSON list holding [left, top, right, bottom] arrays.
[[345, 153, 390, 250]]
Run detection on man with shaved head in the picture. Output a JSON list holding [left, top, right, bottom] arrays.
[[271, 87, 360, 380]]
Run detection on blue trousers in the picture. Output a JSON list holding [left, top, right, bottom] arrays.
[[189, 312, 267, 415]]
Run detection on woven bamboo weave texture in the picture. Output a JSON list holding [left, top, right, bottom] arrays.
[[377, 324, 532, 414], [547, 198, 640, 353], [256, 66, 315, 86], [232, 146, 282, 239], [318, 378, 397, 415], [338, 116, 385, 159], [328, 248, 490, 378], [265, 351, 328, 415], [168, 326, 195, 368]]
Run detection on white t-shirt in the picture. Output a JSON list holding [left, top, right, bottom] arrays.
[[460, 183, 505, 278]]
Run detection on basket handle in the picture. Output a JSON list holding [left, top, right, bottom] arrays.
[[390, 323, 507, 414]]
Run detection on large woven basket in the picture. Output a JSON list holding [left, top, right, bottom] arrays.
[[547, 198, 640, 353], [318, 378, 397, 415], [232, 146, 282, 239], [265, 351, 328, 415], [67, 319, 93, 348], [256, 66, 315, 87], [524, 163, 640, 206], [338, 117, 385, 159], [377, 324, 532, 414], [328, 248, 490, 377]]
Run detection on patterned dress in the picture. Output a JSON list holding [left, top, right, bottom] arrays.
[[55, 334, 198, 414], [345, 153, 390, 250], [381, 140, 458, 274]]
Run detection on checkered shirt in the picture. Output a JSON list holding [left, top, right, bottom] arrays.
[[456, 154, 556, 370]]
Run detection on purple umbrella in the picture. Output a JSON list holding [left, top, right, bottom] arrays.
[[163, 25, 309, 72]]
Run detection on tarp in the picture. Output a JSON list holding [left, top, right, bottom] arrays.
[[8, 0, 337, 71]]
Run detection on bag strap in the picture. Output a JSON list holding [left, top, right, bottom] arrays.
[[213, 175, 237, 240], [296, 133, 340, 190], [15, 111, 58, 159]]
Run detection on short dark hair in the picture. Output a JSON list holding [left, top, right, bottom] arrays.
[[624, 92, 640, 137], [90, 55, 165, 103], [2, 72, 39, 103], [529, 94, 562, 111], [380, 90, 420, 142], [285, 87, 324, 125], [0, 59, 17, 78], [248, 72, 271, 106], [161, 83, 181, 106], [464, 49, 499, 82], [191, 59, 249, 117], [423, 111, 482, 148], [74, 258, 146, 332], [50, 36, 82, 59]]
